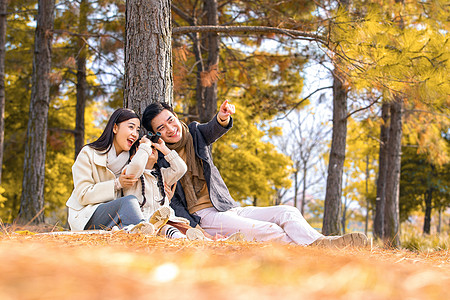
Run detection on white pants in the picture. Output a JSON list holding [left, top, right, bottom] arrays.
[[194, 205, 323, 245]]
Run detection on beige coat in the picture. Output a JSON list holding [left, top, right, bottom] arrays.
[[66, 146, 119, 231]]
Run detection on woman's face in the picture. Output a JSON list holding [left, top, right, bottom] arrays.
[[113, 118, 140, 154]]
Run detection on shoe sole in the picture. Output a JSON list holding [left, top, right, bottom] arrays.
[[332, 232, 368, 248], [149, 207, 171, 231], [186, 228, 206, 241], [312, 232, 368, 249], [223, 232, 245, 242], [130, 222, 155, 235]]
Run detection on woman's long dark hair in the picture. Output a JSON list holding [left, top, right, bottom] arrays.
[[87, 108, 140, 155]]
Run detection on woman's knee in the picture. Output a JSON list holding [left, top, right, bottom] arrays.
[[118, 195, 141, 208]]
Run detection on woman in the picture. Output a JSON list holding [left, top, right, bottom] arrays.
[[66, 108, 154, 233]]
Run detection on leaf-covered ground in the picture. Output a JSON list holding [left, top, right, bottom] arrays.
[[0, 230, 449, 300]]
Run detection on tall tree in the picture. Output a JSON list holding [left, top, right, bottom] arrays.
[[322, 0, 350, 236], [124, 0, 173, 114], [383, 96, 403, 246], [374, 102, 390, 239], [17, 0, 55, 224], [322, 69, 348, 235], [0, 0, 6, 184], [74, 0, 89, 159], [198, 0, 219, 122]]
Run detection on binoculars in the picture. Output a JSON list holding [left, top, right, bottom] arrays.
[[147, 132, 161, 143]]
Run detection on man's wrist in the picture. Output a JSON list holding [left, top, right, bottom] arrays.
[[217, 114, 229, 126]]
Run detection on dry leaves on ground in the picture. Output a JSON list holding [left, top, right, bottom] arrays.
[[0, 230, 449, 300]]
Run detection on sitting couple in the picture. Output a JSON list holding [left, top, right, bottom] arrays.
[[66, 100, 368, 247]]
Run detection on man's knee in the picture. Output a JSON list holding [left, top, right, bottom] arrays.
[[280, 205, 299, 214]]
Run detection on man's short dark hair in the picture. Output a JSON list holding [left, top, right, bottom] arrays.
[[142, 102, 174, 132]]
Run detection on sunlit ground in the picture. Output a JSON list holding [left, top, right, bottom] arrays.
[[0, 228, 449, 300]]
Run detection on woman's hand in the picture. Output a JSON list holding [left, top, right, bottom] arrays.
[[119, 168, 138, 188], [139, 135, 151, 146], [164, 183, 176, 202]]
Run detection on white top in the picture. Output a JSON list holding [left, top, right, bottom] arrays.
[[123, 144, 188, 222]]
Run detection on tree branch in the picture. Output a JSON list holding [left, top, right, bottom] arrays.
[[345, 98, 380, 120], [275, 86, 334, 121], [173, 25, 327, 45]]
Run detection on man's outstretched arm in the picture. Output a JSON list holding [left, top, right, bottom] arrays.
[[197, 100, 236, 145]]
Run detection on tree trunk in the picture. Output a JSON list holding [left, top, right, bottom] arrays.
[[124, 0, 173, 115], [341, 197, 347, 234], [192, 0, 220, 123], [423, 189, 432, 235], [301, 162, 307, 215], [293, 166, 299, 209], [437, 206, 441, 234], [0, 0, 6, 184], [365, 154, 370, 236], [374, 102, 390, 239], [323, 73, 348, 235], [191, 25, 205, 122], [197, 0, 219, 122], [17, 0, 55, 224], [74, 0, 89, 159], [383, 96, 403, 247]]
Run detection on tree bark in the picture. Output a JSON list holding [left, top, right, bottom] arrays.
[[197, 0, 219, 122], [365, 154, 370, 236], [74, 0, 89, 159], [341, 171, 349, 234], [383, 96, 403, 247], [301, 162, 307, 215], [293, 165, 299, 209], [423, 189, 432, 235], [437, 206, 441, 234], [341, 200, 347, 234], [374, 102, 390, 239], [124, 0, 173, 115], [322, 73, 348, 235], [18, 0, 55, 224], [0, 0, 6, 184]]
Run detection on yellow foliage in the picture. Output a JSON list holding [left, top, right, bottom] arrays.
[[0, 187, 6, 209]]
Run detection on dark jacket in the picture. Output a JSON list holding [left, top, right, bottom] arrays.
[[159, 114, 239, 227]]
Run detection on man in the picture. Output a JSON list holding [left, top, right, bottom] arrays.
[[142, 100, 368, 247]]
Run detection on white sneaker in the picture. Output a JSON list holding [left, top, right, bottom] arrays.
[[124, 222, 155, 235], [186, 228, 210, 241], [149, 207, 171, 231], [219, 232, 245, 242], [311, 232, 368, 248]]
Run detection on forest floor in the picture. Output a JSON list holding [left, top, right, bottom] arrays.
[[0, 226, 449, 300]]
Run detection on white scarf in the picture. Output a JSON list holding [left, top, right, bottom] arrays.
[[106, 143, 130, 177]]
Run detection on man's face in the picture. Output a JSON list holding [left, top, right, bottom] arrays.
[[150, 109, 182, 144]]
